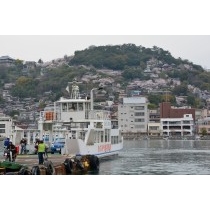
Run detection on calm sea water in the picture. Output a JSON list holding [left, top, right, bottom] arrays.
[[99, 139, 210, 175], [1, 139, 210, 175]]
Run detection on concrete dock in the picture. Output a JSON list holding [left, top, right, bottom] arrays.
[[0, 153, 73, 167]]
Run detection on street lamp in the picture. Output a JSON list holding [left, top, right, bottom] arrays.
[[90, 87, 103, 111]]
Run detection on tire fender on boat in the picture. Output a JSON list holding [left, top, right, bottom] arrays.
[[31, 166, 41, 175], [44, 160, 55, 175], [64, 158, 73, 174], [18, 166, 31, 175]]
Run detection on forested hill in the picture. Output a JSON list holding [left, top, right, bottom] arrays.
[[1, 43, 210, 108], [69, 44, 204, 71]]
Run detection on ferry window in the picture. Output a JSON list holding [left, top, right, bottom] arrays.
[[0, 124, 5, 128], [101, 131, 104, 142], [105, 129, 110, 142], [78, 103, 83, 111], [68, 103, 77, 111], [72, 103, 77, 110], [105, 134, 107, 142], [62, 103, 67, 112], [68, 103, 73, 111]]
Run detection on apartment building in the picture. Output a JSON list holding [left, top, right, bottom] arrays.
[[160, 114, 194, 136], [118, 97, 148, 134]]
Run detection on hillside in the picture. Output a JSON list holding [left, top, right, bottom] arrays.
[[1, 43, 210, 113]]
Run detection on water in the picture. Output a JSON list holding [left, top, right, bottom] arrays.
[[99, 139, 210, 175], [1, 139, 210, 175]]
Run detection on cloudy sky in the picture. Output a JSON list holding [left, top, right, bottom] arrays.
[[1, 1, 210, 69], [0, 35, 210, 69]]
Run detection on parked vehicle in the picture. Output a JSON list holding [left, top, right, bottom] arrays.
[[50, 138, 65, 154]]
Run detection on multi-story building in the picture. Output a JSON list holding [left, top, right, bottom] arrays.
[[118, 97, 148, 134], [147, 122, 161, 136], [0, 56, 15, 66], [197, 117, 210, 135], [149, 108, 160, 123], [160, 102, 195, 121], [160, 114, 194, 136]]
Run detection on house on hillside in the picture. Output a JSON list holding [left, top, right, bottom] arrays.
[[0, 56, 15, 66]]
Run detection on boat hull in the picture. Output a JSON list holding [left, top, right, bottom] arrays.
[[63, 138, 123, 159]]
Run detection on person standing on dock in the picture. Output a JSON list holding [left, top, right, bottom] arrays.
[[37, 140, 46, 165], [20, 138, 27, 154], [6, 140, 17, 162]]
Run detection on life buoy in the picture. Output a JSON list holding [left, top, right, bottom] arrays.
[[44, 160, 55, 175], [63, 158, 73, 174], [31, 166, 40, 175]]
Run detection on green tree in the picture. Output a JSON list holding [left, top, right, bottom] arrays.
[[201, 128, 207, 136], [38, 58, 43, 64]]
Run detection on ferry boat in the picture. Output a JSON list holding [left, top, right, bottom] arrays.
[[38, 79, 123, 159]]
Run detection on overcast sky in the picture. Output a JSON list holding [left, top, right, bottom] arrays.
[[0, 35, 210, 69], [1, 1, 210, 69]]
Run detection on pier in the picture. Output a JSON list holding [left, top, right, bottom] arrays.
[[0, 154, 100, 175]]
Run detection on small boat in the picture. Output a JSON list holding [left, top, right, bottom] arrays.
[[38, 78, 123, 159]]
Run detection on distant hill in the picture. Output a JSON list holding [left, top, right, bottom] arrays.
[[69, 44, 204, 71], [1, 43, 210, 107]]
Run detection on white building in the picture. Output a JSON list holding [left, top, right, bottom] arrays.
[[0, 114, 13, 139], [118, 97, 148, 134], [148, 122, 161, 136], [160, 114, 194, 136]]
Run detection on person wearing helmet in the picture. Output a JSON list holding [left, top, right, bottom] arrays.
[[6, 140, 17, 162], [4, 137, 10, 148]]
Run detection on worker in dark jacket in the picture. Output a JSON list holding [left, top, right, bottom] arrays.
[[20, 138, 27, 154], [6, 141, 17, 162]]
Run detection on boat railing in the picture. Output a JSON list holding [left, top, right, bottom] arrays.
[[89, 110, 111, 120]]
